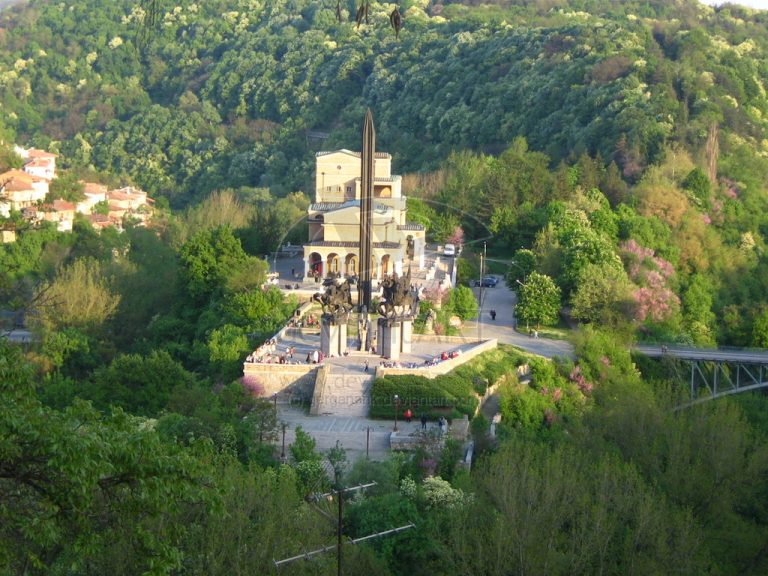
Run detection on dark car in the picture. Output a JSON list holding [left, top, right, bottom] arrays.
[[474, 276, 498, 287]]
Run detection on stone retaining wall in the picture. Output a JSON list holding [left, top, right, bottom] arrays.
[[376, 338, 498, 379], [242, 362, 318, 400]]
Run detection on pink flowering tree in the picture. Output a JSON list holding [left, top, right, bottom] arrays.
[[619, 240, 680, 324]]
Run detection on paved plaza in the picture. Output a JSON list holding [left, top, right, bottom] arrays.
[[272, 327, 481, 372], [277, 403, 438, 462]]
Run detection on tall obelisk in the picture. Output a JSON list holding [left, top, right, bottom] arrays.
[[359, 109, 375, 311]]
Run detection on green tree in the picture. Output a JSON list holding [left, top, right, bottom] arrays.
[[681, 274, 716, 346], [505, 248, 537, 289], [207, 323, 251, 381], [0, 342, 210, 574], [447, 284, 478, 321], [48, 172, 85, 202], [32, 258, 120, 338], [681, 167, 711, 207], [751, 307, 768, 348], [570, 262, 634, 326], [85, 350, 198, 416], [178, 225, 249, 300], [516, 272, 561, 330]]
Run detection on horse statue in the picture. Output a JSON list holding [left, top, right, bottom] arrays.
[[378, 268, 414, 318], [312, 277, 353, 320]]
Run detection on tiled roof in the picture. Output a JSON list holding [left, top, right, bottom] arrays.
[[24, 158, 54, 168], [109, 186, 146, 196], [3, 179, 34, 192], [51, 199, 75, 211], [82, 182, 107, 194], [108, 190, 146, 201], [0, 169, 36, 182], [27, 148, 58, 158]]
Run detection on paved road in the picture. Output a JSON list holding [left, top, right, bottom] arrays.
[[460, 276, 574, 359]]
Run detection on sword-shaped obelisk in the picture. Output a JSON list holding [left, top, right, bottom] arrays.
[[358, 109, 375, 312]]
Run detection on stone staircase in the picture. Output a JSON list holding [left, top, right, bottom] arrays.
[[313, 366, 374, 418]]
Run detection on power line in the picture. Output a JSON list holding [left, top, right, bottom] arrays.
[[274, 481, 414, 574]]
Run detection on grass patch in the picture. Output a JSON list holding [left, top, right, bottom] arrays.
[[515, 323, 571, 340], [370, 345, 528, 420]]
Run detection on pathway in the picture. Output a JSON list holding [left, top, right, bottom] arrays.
[[277, 403, 437, 462]]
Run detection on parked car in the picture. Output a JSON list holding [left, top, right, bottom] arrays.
[[474, 276, 498, 287], [444, 243, 456, 257]]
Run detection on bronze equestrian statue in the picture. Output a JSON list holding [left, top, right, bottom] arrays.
[[312, 278, 353, 320], [378, 269, 414, 318]]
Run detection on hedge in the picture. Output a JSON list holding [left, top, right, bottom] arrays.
[[369, 346, 528, 420]]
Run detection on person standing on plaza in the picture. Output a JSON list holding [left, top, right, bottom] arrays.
[[404, 407, 413, 423]]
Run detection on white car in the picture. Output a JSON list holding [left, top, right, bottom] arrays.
[[444, 243, 456, 257]]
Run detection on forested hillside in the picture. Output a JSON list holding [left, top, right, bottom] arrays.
[[0, 0, 766, 201]]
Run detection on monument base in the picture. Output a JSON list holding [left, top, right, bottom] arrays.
[[321, 318, 348, 357], [401, 318, 412, 354], [377, 317, 413, 359]]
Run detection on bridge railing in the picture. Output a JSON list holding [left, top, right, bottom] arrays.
[[632, 342, 768, 353], [635, 342, 768, 355]]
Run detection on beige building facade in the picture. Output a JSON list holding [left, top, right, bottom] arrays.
[[302, 149, 426, 282]]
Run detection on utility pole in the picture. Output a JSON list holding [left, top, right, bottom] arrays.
[[478, 241, 486, 341], [274, 482, 414, 575], [516, 279, 529, 333]]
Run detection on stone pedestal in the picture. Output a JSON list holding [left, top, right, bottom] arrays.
[[321, 318, 347, 357], [378, 318, 401, 359], [377, 317, 413, 359], [401, 318, 413, 353]]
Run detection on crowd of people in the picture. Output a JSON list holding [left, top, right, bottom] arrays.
[[377, 348, 463, 370], [286, 314, 319, 329], [245, 339, 301, 364]]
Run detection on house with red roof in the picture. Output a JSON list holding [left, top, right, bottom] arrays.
[[15, 146, 57, 180], [0, 169, 49, 210]]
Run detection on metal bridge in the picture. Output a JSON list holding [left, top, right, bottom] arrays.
[[634, 344, 768, 408]]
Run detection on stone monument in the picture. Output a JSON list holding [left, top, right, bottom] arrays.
[[376, 268, 415, 359], [312, 278, 353, 356], [358, 108, 375, 314]]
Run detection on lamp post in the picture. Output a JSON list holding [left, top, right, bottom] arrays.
[[516, 278, 529, 333], [509, 260, 527, 283], [393, 394, 400, 432], [479, 241, 487, 305], [280, 422, 287, 461], [478, 242, 486, 341]]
